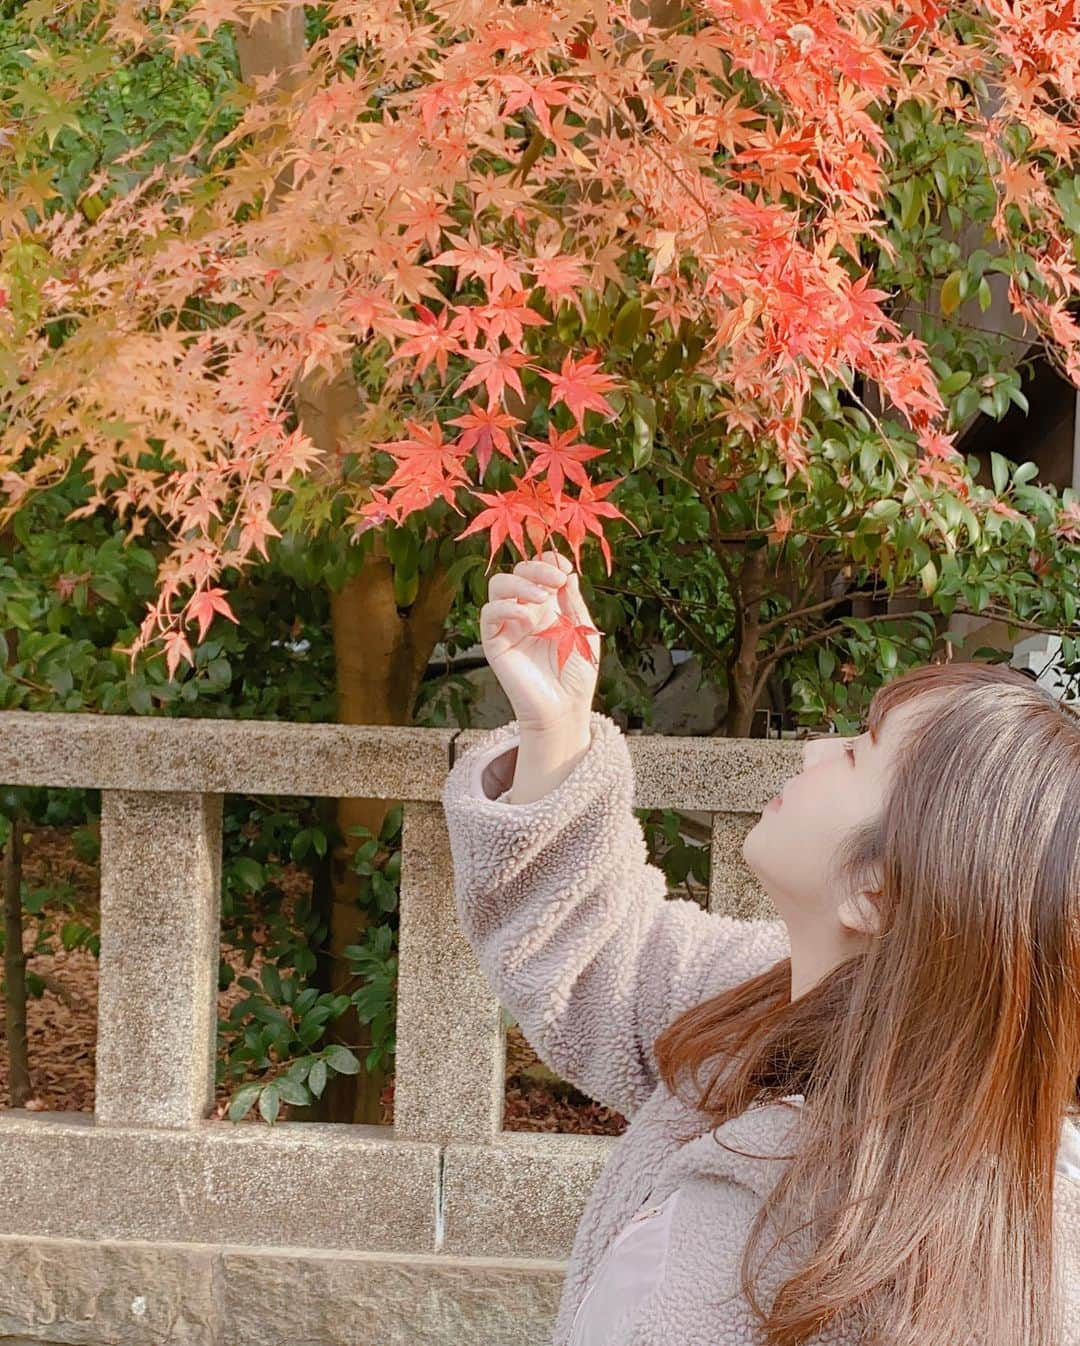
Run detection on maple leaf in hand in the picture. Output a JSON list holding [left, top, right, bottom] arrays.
[[536, 348, 619, 427], [533, 607, 601, 675], [521, 423, 607, 500]]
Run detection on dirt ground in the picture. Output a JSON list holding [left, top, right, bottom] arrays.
[[0, 825, 627, 1136]]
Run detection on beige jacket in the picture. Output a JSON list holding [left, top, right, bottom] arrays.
[[441, 710, 1080, 1345]]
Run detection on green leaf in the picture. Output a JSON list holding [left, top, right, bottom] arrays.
[[990, 452, 1009, 496], [275, 1074, 311, 1107], [900, 178, 924, 231], [977, 276, 992, 312], [259, 1084, 280, 1124], [232, 857, 263, 891], [5, 600, 32, 630], [324, 1044, 360, 1075], [260, 961, 282, 1000], [939, 369, 971, 396], [631, 411, 653, 469], [940, 270, 965, 316], [227, 1082, 263, 1122], [308, 1059, 328, 1096], [1013, 461, 1039, 485], [612, 295, 643, 347]]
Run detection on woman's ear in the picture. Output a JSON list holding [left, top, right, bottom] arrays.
[[837, 888, 882, 937]]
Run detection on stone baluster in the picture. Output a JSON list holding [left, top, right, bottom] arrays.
[[95, 790, 223, 1128]]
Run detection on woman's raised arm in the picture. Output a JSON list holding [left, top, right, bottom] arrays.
[[441, 709, 789, 1119]]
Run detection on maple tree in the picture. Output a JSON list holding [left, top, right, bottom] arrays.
[[7, 0, 1080, 1137], [4, 0, 1080, 694]]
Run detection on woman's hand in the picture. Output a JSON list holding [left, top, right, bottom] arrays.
[[480, 549, 602, 735]]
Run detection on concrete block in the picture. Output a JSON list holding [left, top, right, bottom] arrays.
[[0, 1113, 439, 1253], [395, 802, 504, 1145], [0, 713, 454, 801], [623, 730, 802, 811], [0, 1233, 219, 1345], [97, 791, 223, 1128], [440, 1133, 615, 1259], [709, 811, 780, 921], [220, 1244, 564, 1346], [0, 1233, 566, 1346]]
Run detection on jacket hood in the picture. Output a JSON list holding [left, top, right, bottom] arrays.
[[648, 1094, 1080, 1275], [653, 1097, 1080, 1205]]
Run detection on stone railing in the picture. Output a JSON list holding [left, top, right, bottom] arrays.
[[0, 712, 799, 1346]]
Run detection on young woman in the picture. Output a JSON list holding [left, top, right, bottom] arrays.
[[440, 549, 1080, 1346]]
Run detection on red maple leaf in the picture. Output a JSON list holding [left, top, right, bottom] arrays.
[[457, 345, 531, 405], [453, 486, 549, 563], [386, 303, 463, 380], [1045, 0, 1078, 33], [533, 608, 601, 674], [375, 417, 471, 479], [447, 399, 522, 481], [521, 423, 608, 499], [536, 348, 619, 427], [553, 477, 633, 573]]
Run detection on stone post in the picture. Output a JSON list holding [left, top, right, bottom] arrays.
[[393, 800, 505, 1144], [95, 790, 223, 1128]]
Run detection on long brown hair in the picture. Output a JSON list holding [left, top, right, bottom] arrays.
[[654, 660, 1080, 1346]]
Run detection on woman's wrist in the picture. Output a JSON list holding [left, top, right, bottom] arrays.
[[507, 712, 594, 804]]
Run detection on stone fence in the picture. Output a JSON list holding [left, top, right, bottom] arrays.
[[0, 711, 799, 1346]]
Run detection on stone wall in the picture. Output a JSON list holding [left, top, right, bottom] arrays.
[[0, 711, 799, 1345]]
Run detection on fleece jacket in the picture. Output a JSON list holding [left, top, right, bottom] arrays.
[[440, 709, 1080, 1346]]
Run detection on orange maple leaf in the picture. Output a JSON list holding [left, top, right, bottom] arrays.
[[453, 486, 548, 564], [530, 250, 590, 312], [497, 74, 574, 137], [536, 348, 619, 427], [163, 628, 194, 680], [387, 303, 463, 380], [186, 586, 239, 643]]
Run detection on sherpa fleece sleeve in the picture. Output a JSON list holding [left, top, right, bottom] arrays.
[[440, 709, 790, 1119]]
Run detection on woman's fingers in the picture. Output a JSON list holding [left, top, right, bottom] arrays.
[[508, 557, 569, 588], [488, 572, 556, 603], [481, 597, 550, 631]]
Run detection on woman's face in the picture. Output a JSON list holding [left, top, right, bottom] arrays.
[[741, 701, 924, 988]]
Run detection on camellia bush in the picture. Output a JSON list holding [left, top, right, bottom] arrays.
[[3, 0, 1080, 687]]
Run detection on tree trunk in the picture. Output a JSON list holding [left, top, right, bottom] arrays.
[[723, 545, 770, 739], [305, 537, 458, 1124], [3, 806, 29, 1107], [231, 7, 459, 1125]]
